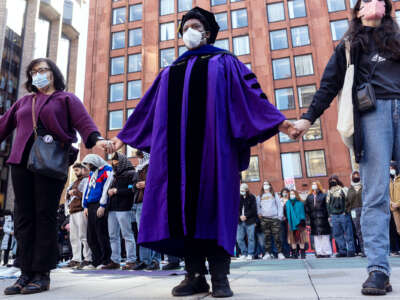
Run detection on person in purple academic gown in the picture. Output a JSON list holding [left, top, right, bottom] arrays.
[[111, 7, 297, 298], [0, 58, 112, 295]]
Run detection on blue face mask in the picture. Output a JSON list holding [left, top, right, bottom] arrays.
[[32, 72, 50, 89]]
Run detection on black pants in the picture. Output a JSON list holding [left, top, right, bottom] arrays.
[[11, 165, 66, 273], [184, 239, 231, 276], [86, 203, 111, 266]]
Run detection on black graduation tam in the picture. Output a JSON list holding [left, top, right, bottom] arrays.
[[179, 7, 220, 44]]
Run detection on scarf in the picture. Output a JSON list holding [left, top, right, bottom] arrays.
[[112, 152, 135, 176], [286, 199, 305, 231], [136, 152, 150, 171]]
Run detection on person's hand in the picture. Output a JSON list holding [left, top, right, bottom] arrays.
[[68, 190, 75, 196], [111, 137, 125, 153], [279, 120, 300, 140], [84, 208, 88, 217], [108, 188, 117, 197], [95, 140, 115, 154], [136, 181, 145, 189], [391, 202, 400, 209], [258, 214, 263, 219], [240, 215, 247, 222], [293, 119, 312, 139], [97, 207, 105, 218]]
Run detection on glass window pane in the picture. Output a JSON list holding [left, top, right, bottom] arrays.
[[211, 0, 227, 6], [298, 85, 317, 108], [160, 0, 175, 15], [326, 0, 346, 12], [178, 0, 192, 12], [58, 36, 70, 82], [267, 2, 285, 23], [330, 19, 349, 41], [350, 0, 357, 8], [281, 152, 302, 179], [279, 119, 297, 143], [272, 58, 291, 80], [128, 53, 142, 73], [291, 26, 310, 47], [294, 54, 314, 77], [109, 110, 123, 130], [178, 46, 187, 56], [231, 9, 248, 29], [127, 145, 137, 158], [160, 48, 175, 68], [397, 11, 400, 25], [113, 7, 126, 25], [214, 39, 229, 51], [245, 63, 252, 70], [215, 12, 228, 31], [111, 31, 125, 50], [34, 18, 50, 58], [241, 156, 260, 182], [233, 36, 250, 56], [129, 4, 142, 21], [109, 83, 124, 102], [128, 80, 141, 100], [110, 56, 124, 75], [288, 0, 306, 19], [129, 28, 142, 47], [270, 29, 288, 50], [305, 150, 327, 177], [160, 22, 175, 41], [127, 108, 135, 118], [275, 88, 295, 110], [303, 118, 322, 141]]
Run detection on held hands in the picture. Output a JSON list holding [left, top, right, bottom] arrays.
[[293, 119, 312, 139], [95, 137, 125, 155], [278, 119, 312, 140]]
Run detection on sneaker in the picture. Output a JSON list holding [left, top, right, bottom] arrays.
[[122, 262, 140, 270], [145, 261, 160, 271], [101, 261, 120, 270], [66, 260, 80, 268], [361, 271, 392, 296], [278, 253, 286, 260], [262, 253, 272, 260], [172, 274, 210, 297], [211, 274, 234, 298], [238, 255, 246, 260], [96, 264, 105, 270], [81, 263, 96, 270], [246, 255, 253, 260]]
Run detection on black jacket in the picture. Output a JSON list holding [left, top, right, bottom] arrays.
[[238, 194, 258, 225], [108, 170, 137, 211], [301, 40, 365, 163], [305, 192, 331, 236]]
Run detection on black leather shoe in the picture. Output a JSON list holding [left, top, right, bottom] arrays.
[[211, 274, 233, 298], [21, 272, 50, 295], [336, 253, 347, 258], [163, 262, 181, 271], [145, 261, 160, 271], [172, 274, 210, 297], [4, 272, 32, 295], [361, 271, 392, 296], [300, 249, 306, 259], [132, 261, 147, 270]]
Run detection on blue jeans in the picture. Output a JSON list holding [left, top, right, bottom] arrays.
[[236, 222, 256, 256], [360, 99, 400, 276], [132, 203, 161, 264], [255, 230, 265, 257], [108, 211, 136, 263], [331, 214, 355, 256]]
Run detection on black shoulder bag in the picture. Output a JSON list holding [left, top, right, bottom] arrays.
[[357, 53, 379, 112], [27, 95, 78, 181]]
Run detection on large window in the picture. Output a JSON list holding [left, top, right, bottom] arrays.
[[58, 36, 71, 83], [160, 48, 175, 68], [291, 26, 310, 47], [275, 88, 295, 110], [127, 108, 135, 119], [160, 0, 174, 15], [129, 4, 142, 22], [179, 46, 187, 56], [178, 0, 192, 12], [231, 9, 248, 29], [288, 0, 306, 19], [272, 58, 291, 80], [160, 22, 175, 41], [211, 0, 226, 6], [109, 83, 124, 102], [326, 0, 346, 12], [279, 119, 297, 143], [298, 85, 317, 107], [215, 39, 229, 51], [112, 7, 126, 25], [109, 110, 123, 130], [129, 28, 142, 47], [281, 152, 302, 179], [215, 12, 228, 31], [110, 56, 124, 75], [294, 54, 314, 77], [303, 118, 322, 141], [270, 29, 288, 50], [34, 18, 50, 58], [127, 80, 142, 100], [233, 36, 250, 56], [241, 156, 260, 182], [111, 31, 125, 50], [305, 150, 327, 177], [267, 2, 285, 23], [330, 19, 349, 41], [128, 53, 142, 73]]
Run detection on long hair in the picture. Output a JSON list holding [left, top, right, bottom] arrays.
[[308, 181, 325, 195], [259, 181, 275, 197], [343, 0, 400, 60], [25, 58, 66, 93], [289, 189, 302, 202]]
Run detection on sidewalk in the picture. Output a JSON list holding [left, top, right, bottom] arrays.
[[0, 257, 399, 299]]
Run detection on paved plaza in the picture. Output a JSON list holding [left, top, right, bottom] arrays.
[[0, 257, 400, 300]]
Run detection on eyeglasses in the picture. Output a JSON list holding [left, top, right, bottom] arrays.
[[29, 67, 50, 76]]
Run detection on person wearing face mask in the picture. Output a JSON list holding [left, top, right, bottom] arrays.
[[80, 154, 113, 272], [257, 182, 285, 260], [327, 175, 356, 259], [389, 163, 400, 256], [279, 188, 291, 258], [346, 171, 365, 257], [284, 190, 307, 259], [0, 58, 112, 296], [109, 6, 299, 298], [305, 182, 332, 258], [293, 0, 400, 295], [236, 184, 257, 260]]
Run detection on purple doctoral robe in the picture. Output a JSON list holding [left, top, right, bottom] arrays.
[[118, 52, 286, 256]]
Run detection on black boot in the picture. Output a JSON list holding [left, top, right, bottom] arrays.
[[300, 249, 306, 259], [291, 249, 298, 259], [172, 273, 210, 297], [20, 272, 50, 295], [208, 254, 233, 298], [361, 271, 392, 296], [4, 272, 33, 295], [211, 274, 234, 298]]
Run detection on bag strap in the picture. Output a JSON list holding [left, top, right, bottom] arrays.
[[344, 39, 351, 68], [31, 95, 38, 138]]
